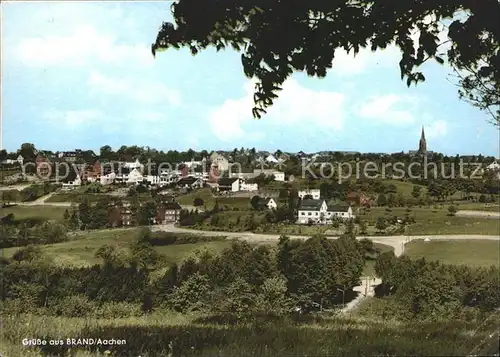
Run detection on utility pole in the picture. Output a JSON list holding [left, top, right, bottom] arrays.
[[337, 285, 346, 309]]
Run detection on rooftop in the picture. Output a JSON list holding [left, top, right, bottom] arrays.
[[299, 199, 325, 211]]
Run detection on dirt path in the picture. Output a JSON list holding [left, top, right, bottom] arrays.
[[0, 183, 31, 191], [342, 277, 382, 314], [456, 210, 500, 219], [14, 192, 72, 207]]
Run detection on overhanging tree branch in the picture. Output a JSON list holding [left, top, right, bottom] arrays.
[[152, 0, 500, 125]]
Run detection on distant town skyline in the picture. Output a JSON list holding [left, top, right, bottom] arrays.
[[2, 2, 499, 156]]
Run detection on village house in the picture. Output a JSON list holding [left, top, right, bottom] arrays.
[[217, 177, 258, 193], [1, 155, 24, 166], [217, 178, 240, 192], [155, 201, 182, 224], [182, 158, 206, 169], [145, 173, 175, 187], [127, 168, 144, 184], [325, 204, 354, 220], [486, 160, 499, 171], [0, 159, 16, 165], [109, 202, 133, 226], [100, 172, 116, 185], [108, 199, 182, 226], [208, 166, 221, 183], [82, 160, 102, 182], [253, 169, 285, 181], [56, 151, 81, 162], [114, 166, 144, 185], [210, 152, 230, 171], [176, 176, 204, 189], [257, 197, 278, 210], [123, 158, 144, 171], [35, 154, 52, 177], [297, 199, 328, 224], [298, 188, 321, 200], [121, 205, 133, 226], [61, 176, 82, 190], [265, 154, 279, 164], [297, 199, 355, 224]]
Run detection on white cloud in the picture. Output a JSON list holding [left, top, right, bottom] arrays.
[[330, 46, 401, 76], [357, 94, 418, 124], [208, 79, 346, 141], [43, 109, 102, 127], [426, 120, 448, 138], [88, 71, 181, 106], [15, 25, 153, 68]]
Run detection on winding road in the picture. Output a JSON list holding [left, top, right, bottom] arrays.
[[456, 210, 500, 219], [152, 224, 499, 257]]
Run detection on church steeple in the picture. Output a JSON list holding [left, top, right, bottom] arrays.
[[418, 126, 427, 154]]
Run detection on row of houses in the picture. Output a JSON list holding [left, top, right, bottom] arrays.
[[106, 196, 353, 227]]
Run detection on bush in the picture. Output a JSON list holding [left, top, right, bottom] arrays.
[[95, 302, 143, 319], [169, 273, 213, 312], [49, 295, 96, 317], [193, 197, 204, 206], [146, 232, 226, 246], [12, 245, 43, 263], [447, 205, 457, 216]]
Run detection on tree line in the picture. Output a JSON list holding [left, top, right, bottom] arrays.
[[1, 230, 370, 318], [375, 251, 500, 319]]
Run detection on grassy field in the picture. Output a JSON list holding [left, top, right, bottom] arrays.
[[218, 196, 252, 209], [0, 205, 67, 222], [404, 239, 500, 267], [2, 305, 494, 357], [177, 188, 215, 209], [46, 192, 108, 203], [384, 179, 426, 197], [358, 207, 499, 235], [1, 228, 234, 267]]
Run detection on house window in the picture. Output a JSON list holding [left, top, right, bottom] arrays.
[[308, 212, 311, 216], [315, 212, 318, 216], [301, 212, 305, 216]]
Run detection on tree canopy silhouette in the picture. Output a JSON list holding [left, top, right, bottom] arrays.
[[152, 0, 499, 125]]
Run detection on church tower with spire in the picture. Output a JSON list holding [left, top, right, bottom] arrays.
[[418, 126, 427, 155]]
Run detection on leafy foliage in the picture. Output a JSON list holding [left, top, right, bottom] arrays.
[[152, 0, 500, 123], [374, 253, 500, 318]]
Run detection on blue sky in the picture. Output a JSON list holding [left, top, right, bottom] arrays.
[[1, 1, 499, 156]]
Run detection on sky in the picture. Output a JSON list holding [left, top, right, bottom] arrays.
[[1, 1, 499, 156]]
